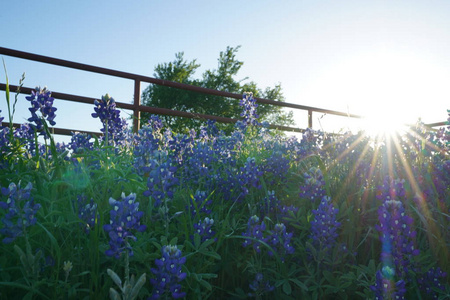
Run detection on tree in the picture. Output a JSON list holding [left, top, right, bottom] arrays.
[[141, 46, 294, 133]]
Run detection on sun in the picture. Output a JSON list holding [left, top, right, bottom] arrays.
[[307, 49, 447, 136], [360, 108, 410, 139]]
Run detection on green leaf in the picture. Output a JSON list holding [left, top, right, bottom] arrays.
[[282, 281, 292, 295], [169, 237, 178, 245], [198, 279, 212, 291], [305, 241, 317, 258], [323, 270, 335, 284], [107, 269, 123, 289], [290, 278, 307, 291], [198, 238, 216, 251], [194, 233, 201, 249], [130, 273, 146, 300], [109, 287, 122, 300], [199, 250, 221, 260]]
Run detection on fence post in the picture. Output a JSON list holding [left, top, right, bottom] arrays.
[[308, 109, 313, 128], [133, 79, 141, 133]]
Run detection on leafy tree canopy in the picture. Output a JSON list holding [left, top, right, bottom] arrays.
[[141, 46, 294, 133]]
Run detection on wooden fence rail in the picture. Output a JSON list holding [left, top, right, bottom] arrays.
[[0, 47, 446, 137]]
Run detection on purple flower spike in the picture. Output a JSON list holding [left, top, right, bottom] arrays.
[[375, 199, 419, 278], [248, 273, 274, 297], [310, 196, 341, 254], [264, 223, 294, 262], [417, 267, 447, 299], [103, 193, 146, 259], [149, 245, 187, 299], [0, 182, 40, 244], [238, 92, 260, 129], [26, 87, 57, 137], [192, 217, 216, 243], [300, 167, 327, 202], [91, 94, 121, 126], [242, 215, 266, 253]]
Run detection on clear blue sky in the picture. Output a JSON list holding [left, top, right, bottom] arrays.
[[1, 0, 449, 142]]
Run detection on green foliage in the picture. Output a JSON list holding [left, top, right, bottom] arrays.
[[141, 46, 294, 133]]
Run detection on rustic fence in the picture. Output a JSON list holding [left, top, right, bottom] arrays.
[[0, 47, 446, 136]]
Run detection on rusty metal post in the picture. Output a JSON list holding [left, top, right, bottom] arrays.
[[308, 110, 313, 128], [133, 79, 141, 133]]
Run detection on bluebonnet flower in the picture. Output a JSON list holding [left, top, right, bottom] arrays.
[[103, 193, 146, 259], [91, 94, 121, 145], [188, 190, 212, 218], [13, 123, 35, 151], [168, 130, 196, 165], [297, 128, 322, 158], [143, 160, 179, 207], [310, 196, 341, 254], [370, 268, 407, 300], [25, 87, 57, 138], [239, 157, 263, 197], [261, 150, 290, 186], [300, 167, 327, 202], [199, 119, 219, 141], [68, 132, 94, 155], [242, 215, 266, 253], [259, 190, 280, 218], [0, 182, 40, 244], [264, 223, 294, 262], [248, 273, 274, 297], [149, 245, 187, 299], [239, 92, 259, 127], [375, 199, 419, 279], [133, 116, 163, 175], [75, 194, 97, 234], [106, 117, 132, 148], [214, 169, 241, 202], [192, 217, 216, 243], [0, 127, 11, 156], [417, 267, 447, 299], [376, 177, 407, 203], [182, 142, 217, 186], [91, 94, 121, 126]]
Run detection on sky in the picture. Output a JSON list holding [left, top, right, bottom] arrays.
[[1, 0, 449, 143]]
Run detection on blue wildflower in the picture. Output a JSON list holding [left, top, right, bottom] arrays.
[[370, 269, 407, 300], [261, 150, 290, 186], [91, 94, 121, 126], [239, 92, 259, 127], [187, 190, 212, 218], [239, 157, 263, 197], [310, 196, 341, 254], [0, 182, 40, 244], [192, 217, 216, 243], [376, 177, 407, 203], [69, 132, 93, 154], [143, 160, 179, 207], [248, 273, 274, 297], [91, 94, 121, 145], [103, 193, 146, 259], [417, 267, 447, 299], [133, 117, 163, 175], [300, 167, 327, 202], [149, 245, 187, 299], [242, 215, 266, 253], [375, 199, 419, 280], [26, 87, 57, 138], [264, 223, 294, 262], [75, 195, 98, 234]]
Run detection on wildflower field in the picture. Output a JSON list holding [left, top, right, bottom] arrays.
[[0, 83, 449, 299]]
